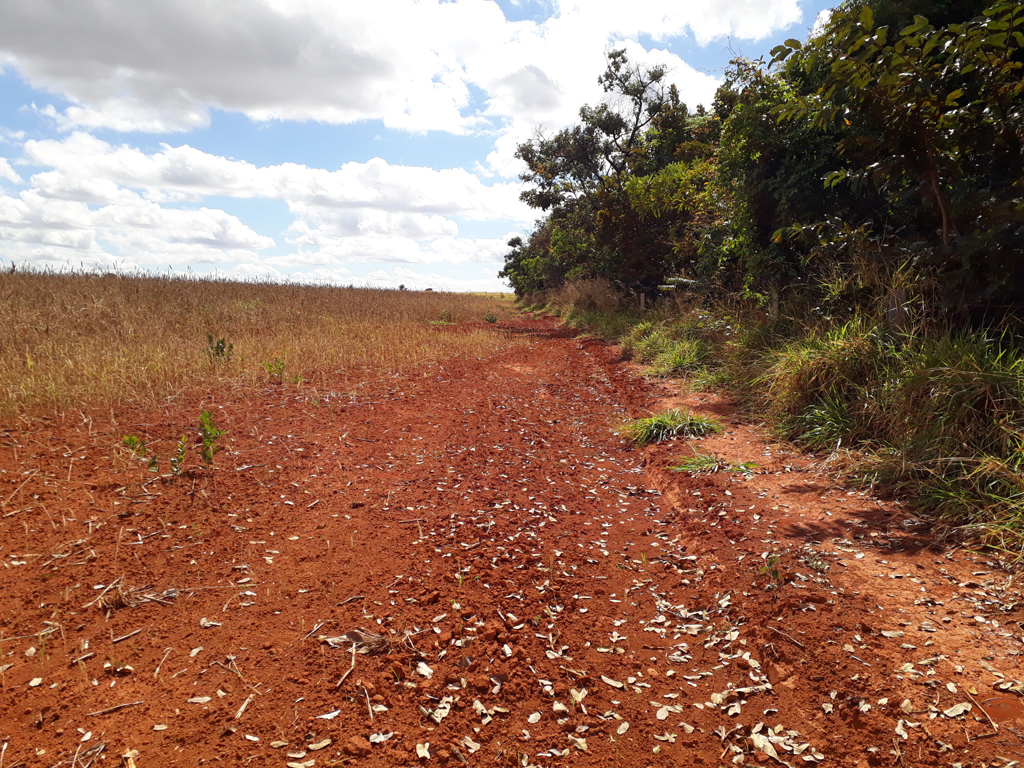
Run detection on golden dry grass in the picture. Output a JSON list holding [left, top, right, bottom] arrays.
[[0, 270, 517, 415]]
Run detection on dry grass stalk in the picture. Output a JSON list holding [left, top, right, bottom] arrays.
[[94, 583, 178, 612], [320, 628, 420, 656], [0, 270, 516, 415]]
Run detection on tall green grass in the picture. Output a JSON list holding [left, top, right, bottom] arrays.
[[540, 281, 1024, 557]]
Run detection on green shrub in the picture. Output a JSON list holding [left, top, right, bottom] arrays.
[[206, 333, 234, 363]]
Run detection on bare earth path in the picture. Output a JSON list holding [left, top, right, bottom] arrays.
[[1, 315, 1022, 768]]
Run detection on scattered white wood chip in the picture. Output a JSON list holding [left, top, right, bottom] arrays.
[[244, 735, 259, 742], [617, 722, 630, 735], [270, 741, 288, 748], [427, 696, 453, 724], [153, 725, 168, 731], [416, 742, 431, 759], [187, 697, 211, 704], [287, 751, 307, 758], [881, 630, 903, 638], [370, 732, 394, 744], [553, 702, 569, 714], [199, 618, 221, 628], [900, 699, 913, 714], [895, 720, 909, 740], [416, 661, 434, 678], [568, 735, 588, 751], [80, 731, 91, 743], [942, 702, 972, 718], [316, 709, 341, 720], [528, 712, 541, 724], [601, 675, 624, 689], [461, 736, 481, 753], [656, 707, 670, 721], [286, 761, 314, 768], [189, 647, 203, 657], [822, 703, 833, 714], [29, 678, 42, 687], [946, 682, 957, 694], [654, 733, 676, 743]]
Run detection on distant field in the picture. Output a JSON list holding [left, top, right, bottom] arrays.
[[0, 271, 517, 415]]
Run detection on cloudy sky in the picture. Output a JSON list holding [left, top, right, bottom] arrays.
[[0, 0, 832, 291]]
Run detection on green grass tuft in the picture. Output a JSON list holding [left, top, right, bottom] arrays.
[[670, 451, 756, 475], [620, 409, 723, 446]]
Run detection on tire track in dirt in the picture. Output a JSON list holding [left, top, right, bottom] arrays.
[[0, 315, 1021, 767]]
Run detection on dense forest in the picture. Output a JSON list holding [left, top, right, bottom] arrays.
[[504, 0, 1024, 553]]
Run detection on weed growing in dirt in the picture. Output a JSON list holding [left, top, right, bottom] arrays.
[[761, 554, 784, 590], [197, 410, 226, 467], [803, 551, 829, 572], [484, 312, 498, 324], [169, 434, 188, 477], [670, 452, 757, 475], [122, 434, 158, 473], [206, 333, 234, 364], [620, 409, 722, 446], [262, 357, 286, 382]]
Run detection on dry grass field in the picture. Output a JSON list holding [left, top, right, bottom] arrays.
[[0, 270, 516, 415]]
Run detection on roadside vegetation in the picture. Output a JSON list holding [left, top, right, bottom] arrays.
[[0, 270, 515, 415], [507, 0, 1024, 555]]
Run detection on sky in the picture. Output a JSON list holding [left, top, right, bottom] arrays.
[[0, 0, 835, 292]]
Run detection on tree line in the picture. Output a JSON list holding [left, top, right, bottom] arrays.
[[502, 0, 1024, 325]]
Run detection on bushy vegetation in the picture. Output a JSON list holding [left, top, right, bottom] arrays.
[[505, 0, 1024, 320], [510, 0, 1024, 554]]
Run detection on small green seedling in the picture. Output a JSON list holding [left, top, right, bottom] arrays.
[[206, 333, 234, 363], [197, 410, 226, 467], [761, 553, 784, 590], [262, 357, 286, 382], [169, 434, 188, 476], [803, 552, 829, 572], [122, 434, 158, 473], [484, 312, 498, 324]]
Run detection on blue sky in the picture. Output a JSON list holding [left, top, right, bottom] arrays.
[[0, 0, 833, 291]]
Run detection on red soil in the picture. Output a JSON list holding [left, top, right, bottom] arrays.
[[0, 314, 1021, 768]]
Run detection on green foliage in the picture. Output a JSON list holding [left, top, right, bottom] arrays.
[[197, 410, 226, 467], [122, 434, 158, 473], [484, 312, 498, 324], [262, 357, 286, 382], [169, 434, 188, 477], [761, 554, 784, 589], [620, 409, 723, 446], [438, 309, 453, 324], [206, 333, 234, 363], [671, 451, 757, 475], [511, 1, 1024, 553], [772, 0, 1024, 313]]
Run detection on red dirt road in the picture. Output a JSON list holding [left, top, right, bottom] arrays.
[[1, 315, 1022, 767]]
